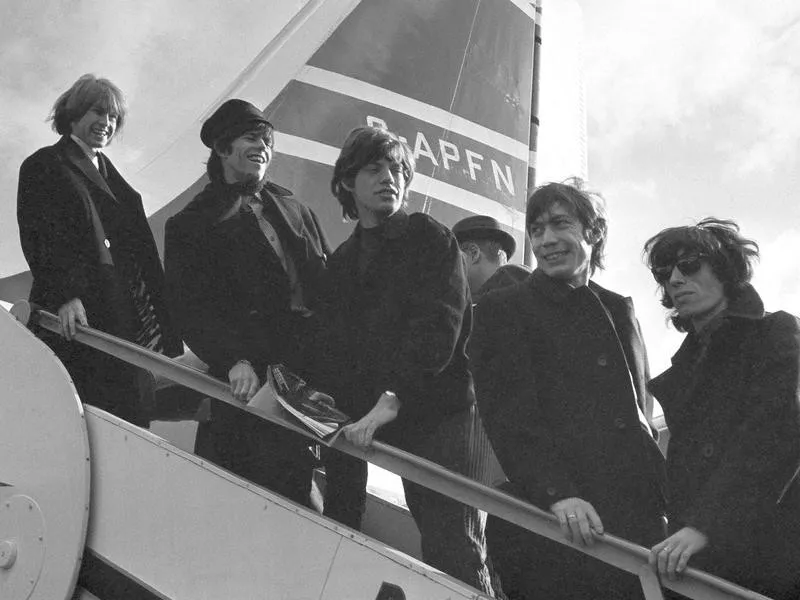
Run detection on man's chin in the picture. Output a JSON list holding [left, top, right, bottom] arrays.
[[231, 172, 267, 194]]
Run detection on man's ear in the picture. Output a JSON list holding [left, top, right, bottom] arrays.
[[213, 141, 230, 158], [461, 242, 481, 264], [584, 225, 601, 245]]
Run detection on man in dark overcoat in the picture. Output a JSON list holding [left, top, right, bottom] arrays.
[[164, 99, 330, 506], [643, 218, 800, 598], [17, 74, 180, 426], [470, 182, 666, 600], [317, 126, 497, 596]]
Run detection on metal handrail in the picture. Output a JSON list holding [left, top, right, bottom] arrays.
[[16, 303, 772, 600]]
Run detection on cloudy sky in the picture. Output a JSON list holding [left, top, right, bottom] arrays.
[[1, 0, 798, 375]]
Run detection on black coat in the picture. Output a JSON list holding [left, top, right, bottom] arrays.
[[648, 285, 800, 598], [17, 136, 179, 354], [164, 181, 330, 378], [319, 210, 474, 447], [471, 270, 665, 538], [163, 181, 330, 506], [473, 263, 530, 303]]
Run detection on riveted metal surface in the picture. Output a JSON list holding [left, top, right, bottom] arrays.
[[0, 310, 90, 600], [0, 495, 45, 600]]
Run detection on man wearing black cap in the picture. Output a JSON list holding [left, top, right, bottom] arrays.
[[452, 215, 530, 303], [163, 99, 330, 506]]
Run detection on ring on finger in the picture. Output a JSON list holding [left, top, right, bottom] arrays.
[[660, 545, 672, 554], [567, 513, 578, 520]]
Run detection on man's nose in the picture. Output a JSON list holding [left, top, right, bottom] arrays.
[[379, 167, 395, 183], [668, 266, 685, 286], [540, 225, 558, 244]]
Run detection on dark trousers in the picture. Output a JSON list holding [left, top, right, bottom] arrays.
[[487, 487, 666, 600], [194, 399, 315, 507], [324, 405, 496, 597], [54, 340, 151, 427]]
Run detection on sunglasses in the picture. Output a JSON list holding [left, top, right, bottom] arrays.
[[651, 254, 708, 284]]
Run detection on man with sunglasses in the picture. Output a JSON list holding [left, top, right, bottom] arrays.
[[164, 99, 330, 506], [470, 181, 667, 599]]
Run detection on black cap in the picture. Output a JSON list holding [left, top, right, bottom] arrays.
[[452, 215, 516, 259], [200, 99, 269, 148]]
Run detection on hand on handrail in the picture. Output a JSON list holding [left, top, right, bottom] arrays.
[[57, 298, 88, 341], [651, 526, 708, 581], [550, 496, 605, 547], [228, 359, 260, 402]]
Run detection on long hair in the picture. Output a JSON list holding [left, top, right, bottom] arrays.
[[643, 217, 759, 331], [526, 179, 608, 274], [49, 74, 127, 136], [330, 126, 415, 220]]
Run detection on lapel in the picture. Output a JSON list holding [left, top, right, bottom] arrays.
[[267, 190, 313, 263], [59, 137, 117, 203]]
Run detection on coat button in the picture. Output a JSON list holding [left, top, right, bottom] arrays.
[[103, 239, 111, 248], [614, 417, 627, 430], [702, 443, 714, 458], [546, 486, 557, 497], [597, 354, 608, 367]]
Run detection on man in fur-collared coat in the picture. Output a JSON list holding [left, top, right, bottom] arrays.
[[17, 74, 180, 427], [164, 99, 330, 507], [470, 182, 666, 600]]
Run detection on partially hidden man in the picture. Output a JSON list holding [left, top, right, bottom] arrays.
[[17, 74, 181, 426], [317, 126, 498, 596], [164, 99, 330, 506], [452, 215, 530, 303], [470, 181, 666, 600]]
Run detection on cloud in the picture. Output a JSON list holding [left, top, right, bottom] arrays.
[[582, 0, 800, 177], [751, 228, 800, 312]]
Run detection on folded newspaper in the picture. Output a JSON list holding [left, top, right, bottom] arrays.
[[267, 364, 350, 442]]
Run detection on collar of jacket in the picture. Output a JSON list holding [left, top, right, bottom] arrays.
[[184, 179, 294, 230], [721, 282, 764, 321], [475, 263, 531, 301], [528, 268, 604, 303], [59, 136, 117, 201], [353, 208, 409, 241], [668, 283, 765, 367]]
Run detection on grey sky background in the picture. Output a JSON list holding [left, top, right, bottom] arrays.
[[1, 0, 798, 376]]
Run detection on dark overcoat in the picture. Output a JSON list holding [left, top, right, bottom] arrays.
[[163, 181, 330, 505], [164, 181, 330, 378], [471, 269, 666, 599], [17, 136, 180, 423], [472, 263, 530, 303], [648, 285, 800, 599], [17, 136, 178, 349], [318, 209, 474, 447]]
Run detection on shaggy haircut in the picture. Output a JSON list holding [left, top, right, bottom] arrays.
[[643, 217, 759, 331], [526, 179, 608, 274], [49, 74, 127, 137], [206, 121, 274, 184], [330, 126, 415, 220]]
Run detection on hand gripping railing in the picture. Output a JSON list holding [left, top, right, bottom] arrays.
[[14, 302, 773, 600]]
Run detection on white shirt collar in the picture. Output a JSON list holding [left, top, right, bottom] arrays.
[[70, 134, 100, 168]]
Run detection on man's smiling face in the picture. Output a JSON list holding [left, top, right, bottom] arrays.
[[220, 130, 272, 185], [530, 202, 593, 287]]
